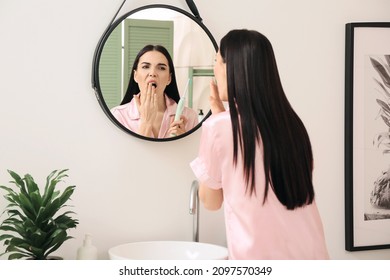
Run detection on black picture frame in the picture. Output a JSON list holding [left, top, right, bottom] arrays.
[[345, 22, 390, 251]]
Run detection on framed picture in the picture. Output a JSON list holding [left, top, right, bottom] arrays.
[[345, 22, 390, 251]]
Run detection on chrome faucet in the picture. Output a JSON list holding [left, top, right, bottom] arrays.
[[189, 180, 199, 242]]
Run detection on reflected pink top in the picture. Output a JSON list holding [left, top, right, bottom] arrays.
[[190, 111, 329, 260], [110, 95, 198, 138]]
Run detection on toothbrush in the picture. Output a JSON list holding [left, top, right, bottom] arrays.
[[175, 78, 190, 121], [171, 79, 190, 136]]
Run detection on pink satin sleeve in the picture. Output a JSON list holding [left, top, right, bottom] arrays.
[[190, 117, 222, 190]]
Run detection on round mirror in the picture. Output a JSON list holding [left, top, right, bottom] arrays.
[[92, 4, 217, 141]]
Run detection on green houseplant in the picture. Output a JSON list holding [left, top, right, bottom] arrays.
[[0, 169, 78, 259]]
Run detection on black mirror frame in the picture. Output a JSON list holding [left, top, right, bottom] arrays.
[[92, 4, 217, 142]]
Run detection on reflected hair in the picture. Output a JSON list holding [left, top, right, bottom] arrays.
[[220, 29, 314, 210], [120, 45, 180, 105]]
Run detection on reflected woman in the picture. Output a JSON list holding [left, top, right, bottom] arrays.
[[111, 45, 198, 138]]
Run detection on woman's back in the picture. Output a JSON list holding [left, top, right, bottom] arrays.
[[192, 111, 329, 259], [191, 29, 329, 259]]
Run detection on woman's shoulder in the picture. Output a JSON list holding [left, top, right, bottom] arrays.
[[201, 111, 231, 134], [111, 102, 129, 110], [110, 102, 133, 114], [204, 111, 230, 126], [201, 111, 231, 145], [110, 101, 140, 120]]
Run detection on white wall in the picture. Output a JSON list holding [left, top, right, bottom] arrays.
[[0, 0, 389, 260]]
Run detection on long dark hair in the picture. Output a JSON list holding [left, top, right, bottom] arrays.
[[220, 29, 314, 210], [120, 45, 180, 105]]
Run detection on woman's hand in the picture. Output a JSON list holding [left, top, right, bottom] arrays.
[[209, 80, 225, 114], [134, 83, 158, 122], [134, 83, 158, 136], [168, 115, 188, 136]]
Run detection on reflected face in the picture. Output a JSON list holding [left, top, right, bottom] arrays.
[[213, 51, 228, 101], [134, 51, 172, 95]]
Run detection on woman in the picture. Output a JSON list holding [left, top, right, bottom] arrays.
[[111, 45, 198, 138], [190, 30, 329, 259]]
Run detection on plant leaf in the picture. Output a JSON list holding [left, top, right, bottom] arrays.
[[371, 57, 390, 88], [374, 78, 390, 98], [0, 225, 19, 232], [29, 190, 42, 213], [0, 234, 15, 242], [24, 174, 39, 195], [16, 192, 36, 218], [376, 99, 390, 115], [7, 170, 28, 196], [381, 115, 390, 127], [8, 252, 30, 260], [57, 186, 76, 206], [0, 185, 17, 195]]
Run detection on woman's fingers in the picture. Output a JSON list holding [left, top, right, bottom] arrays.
[[210, 79, 219, 99], [144, 83, 152, 104], [169, 115, 187, 136], [138, 83, 158, 122], [152, 85, 157, 108], [134, 94, 141, 111], [209, 80, 225, 114]]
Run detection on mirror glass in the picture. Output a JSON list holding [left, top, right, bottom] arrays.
[[93, 5, 217, 141]]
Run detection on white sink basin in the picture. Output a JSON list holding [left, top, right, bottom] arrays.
[[108, 241, 228, 260]]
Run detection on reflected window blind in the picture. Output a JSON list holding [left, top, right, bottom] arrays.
[[123, 19, 174, 92], [99, 23, 122, 110]]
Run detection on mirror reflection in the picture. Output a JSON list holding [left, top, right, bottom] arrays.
[[110, 45, 199, 138], [97, 6, 217, 140]]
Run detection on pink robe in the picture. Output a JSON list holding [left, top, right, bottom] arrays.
[[190, 111, 329, 259]]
